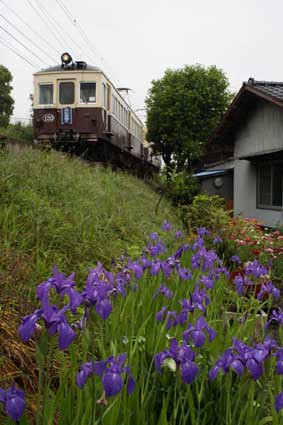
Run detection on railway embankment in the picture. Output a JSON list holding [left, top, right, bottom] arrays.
[[0, 146, 182, 301]]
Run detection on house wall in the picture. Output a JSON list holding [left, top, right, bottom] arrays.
[[234, 101, 283, 227], [200, 172, 234, 201]]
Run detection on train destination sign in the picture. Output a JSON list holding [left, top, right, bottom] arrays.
[[42, 113, 55, 123]]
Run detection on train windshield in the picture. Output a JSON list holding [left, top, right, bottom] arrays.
[[59, 82, 75, 104], [80, 82, 96, 103], [39, 84, 53, 105]]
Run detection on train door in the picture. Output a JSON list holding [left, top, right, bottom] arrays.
[[57, 79, 76, 128]]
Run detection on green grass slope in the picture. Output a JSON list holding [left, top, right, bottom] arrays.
[[0, 148, 182, 298]]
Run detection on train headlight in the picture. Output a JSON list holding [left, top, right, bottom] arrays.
[[61, 52, 72, 66]]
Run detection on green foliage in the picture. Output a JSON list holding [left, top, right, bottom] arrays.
[[146, 64, 232, 169], [0, 148, 182, 297], [0, 65, 14, 128], [6, 233, 282, 425], [187, 194, 229, 232], [161, 168, 199, 207], [0, 122, 33, 142]]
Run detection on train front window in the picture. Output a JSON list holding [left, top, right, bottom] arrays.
[[39, 84, 53, 105], [80, 82, 96, 103], [59, 82, 74, 104]]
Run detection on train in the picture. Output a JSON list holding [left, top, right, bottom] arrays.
[[33, 52, 160, 173]]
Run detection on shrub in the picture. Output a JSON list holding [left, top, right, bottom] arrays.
[[187, 194, 230, 233]]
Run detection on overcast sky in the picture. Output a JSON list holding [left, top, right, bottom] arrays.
[[1, 0, 283, 123]]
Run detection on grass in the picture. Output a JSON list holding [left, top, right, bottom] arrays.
[[0, 147, 182, 299], [0, 147, 183, 421]]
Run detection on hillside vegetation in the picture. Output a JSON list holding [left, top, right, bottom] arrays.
[[0, 148, 182, 300]]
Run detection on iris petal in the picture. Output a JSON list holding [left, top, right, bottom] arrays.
[[181, 361, 199, 384], [102, 372, 123, 397], [57, 322, 76, 350]]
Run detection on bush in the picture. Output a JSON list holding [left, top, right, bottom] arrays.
[[0, 122, 33, 142], [187, 194, 230, 233]]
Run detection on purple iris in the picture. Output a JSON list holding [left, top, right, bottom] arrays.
[[19, 302, 77, 350], [213, 236, 222, 245], [274, 349, 283, 375], [175, 230, 184, 240], [245, 260, 268, 278], [209, 337, 276, 381], [148, 240, 167, 257], [82, 265, 117, 320], [155, 338, 199, 384], [76, 361, 95, 389], [155, 284, 173, 299], [0, 385, 26, 421], [196, 227, 209, 237], [157, 308, 179, 329], [275, 393, 283, 412], [37, 266, 82, 313], [257, 281, 280, 300], [162, 220, 171, 231], [150, 232, 159, 240], [177, 266, 192, 281], [76, 353, 136, 397], [192, 247, 219, 272], [265, 308, 283, 330], [230, 255, 241, 265], [129, 261, 144, 279], [183, 316, 216, 348]]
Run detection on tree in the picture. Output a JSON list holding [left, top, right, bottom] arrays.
[[0, 65, 14, 128], [146, 64, 232, 171]]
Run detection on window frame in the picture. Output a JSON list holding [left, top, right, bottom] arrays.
[[257, 163, 283, 210], [59, 81, 75, 105], [38, 82, 54, 106], [79, 81, 97, 104]]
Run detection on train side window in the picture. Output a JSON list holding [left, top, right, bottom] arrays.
[[80, 82, 96, 103], [59, 82, 74, 104], [39, 83, 53, 105]]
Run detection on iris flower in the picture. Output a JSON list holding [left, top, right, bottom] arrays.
[[0, 385, 25, 421], [155, 338, 199, 384], [76, 353, 136, 397]]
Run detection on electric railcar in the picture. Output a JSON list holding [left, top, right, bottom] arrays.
[[33, 52, 160, 171]]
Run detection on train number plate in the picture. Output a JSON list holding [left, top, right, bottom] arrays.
[[42, 113, 55, 123]]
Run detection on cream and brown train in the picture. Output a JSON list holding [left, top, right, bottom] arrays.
[[33, 52, 160, 172]]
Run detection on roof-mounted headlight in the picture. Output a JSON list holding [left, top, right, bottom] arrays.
[[61, 52, 73, 66]]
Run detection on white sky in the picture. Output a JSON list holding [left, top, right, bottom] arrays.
[[1, 0, 283, 123]]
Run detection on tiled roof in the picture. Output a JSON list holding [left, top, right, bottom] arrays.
[[246, 78, 283, 101]]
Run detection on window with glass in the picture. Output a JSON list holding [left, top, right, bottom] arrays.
[[258, 164, 283, 208], [59, 82, 75, 104], [39, 83, 53, 105], [80, 82, 96, 103]]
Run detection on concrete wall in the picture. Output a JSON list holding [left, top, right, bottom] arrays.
[[234, 101, 283, 227], [200, 172, 234, 201]]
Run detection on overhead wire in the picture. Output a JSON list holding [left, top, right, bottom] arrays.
[[55, 0, 121, 85], [0, 0, 61, 58], [26, 0, 66, 52], [0, 24, 49, 66], [55, 0, 103, 64], [0, 37, 40, 68], [0, 13, 56, 64], [35, 0, 90, 62]]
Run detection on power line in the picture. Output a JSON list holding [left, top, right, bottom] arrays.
[[0, 14, 56, 64], [0, 37, 39, 68], [0, 24, 48, 65], [0, 0, 61, 58], [55, 0, 102, 63], [55, 0, 120, 84], [35, 0, 90, 62], [26, 0, 66, 51]]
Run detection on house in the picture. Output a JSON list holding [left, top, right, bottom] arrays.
[[201, 78, 283, 227]]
